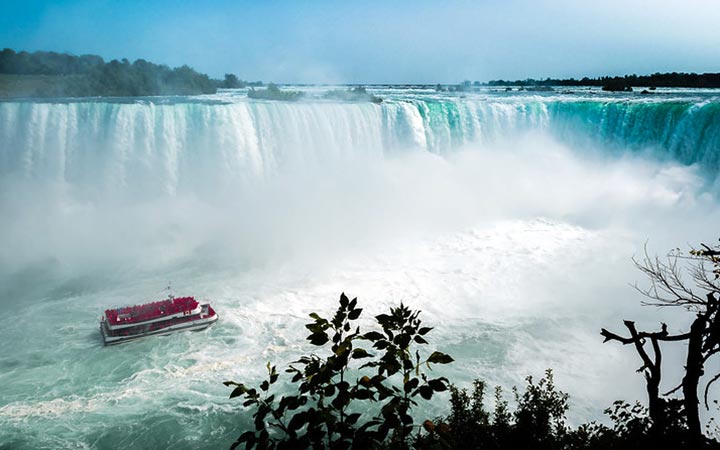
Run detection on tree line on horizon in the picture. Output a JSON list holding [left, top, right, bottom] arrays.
[[3, 48, 720, 99], [0, 48, 261, 97], [480, 73, 720, 89]]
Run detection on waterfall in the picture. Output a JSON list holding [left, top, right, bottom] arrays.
[[1, 96, 719, 197]]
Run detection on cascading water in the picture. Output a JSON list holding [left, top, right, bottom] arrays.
[[2, 92, 719, 196], [1, 87, 720, 450]]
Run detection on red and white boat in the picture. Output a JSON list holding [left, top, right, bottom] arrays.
[[100, 293, 218, 345]]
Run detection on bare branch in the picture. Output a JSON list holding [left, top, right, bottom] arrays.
[[700, 244, 720, 257], [601, 328, 634, 345], [600, 325, 689, 344], [705, 373, 720, 410], [663, 383, 683, 396], [631, 243, 709, 309]]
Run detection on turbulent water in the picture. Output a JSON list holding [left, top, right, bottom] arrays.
[[1, 86, 720, 449]]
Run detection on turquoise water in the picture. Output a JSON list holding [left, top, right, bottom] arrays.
[[1, 87, 720, 449], [2, 88, 719, 189]]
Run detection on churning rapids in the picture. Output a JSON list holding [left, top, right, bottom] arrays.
[[1, 86, 720, 449]]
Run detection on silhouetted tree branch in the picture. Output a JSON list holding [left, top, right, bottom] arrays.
[[606, 241, 720, 448], [601, 321, 667, 434]]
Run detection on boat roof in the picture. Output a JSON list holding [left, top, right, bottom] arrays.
[[105, 296, 199, 325]]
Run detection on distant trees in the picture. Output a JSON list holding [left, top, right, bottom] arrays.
[[0, 48, 103, 75], [601, 79, 633, 92], [601, 241, 720, 448], [0, 48, 257, 97], [484, 73, 720, 89], [81, 59, 217, 96], [219, 74, 263, 89], [222, 73, 243, 89], [247, 83, 305, 101]]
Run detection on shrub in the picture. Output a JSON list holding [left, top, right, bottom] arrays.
[[225, 293, 453, 450]]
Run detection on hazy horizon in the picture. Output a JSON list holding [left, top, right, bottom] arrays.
[[2, 0, 720, 84]]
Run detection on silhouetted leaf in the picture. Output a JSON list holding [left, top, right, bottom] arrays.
[[376, 314, 392, 325], [354, 389, 373, 400], [352, 348, 372, 359], [428, 378, 448, 392], [288, 411, 308, 431], [395, 334, 411, 349], [414, 335, 428, 344], [427, 351, 454, 364], [418, 385, 433, 400], [332, 390, 351, 409], [308, 332, 329, 346], [404, 377, 420, 393], [362, 331, 385, 341], [229, 384, 248, 398]]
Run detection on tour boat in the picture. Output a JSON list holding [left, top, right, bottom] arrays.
[[100, 294, 218, 345]]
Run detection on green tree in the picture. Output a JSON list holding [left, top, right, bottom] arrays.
[[222, 73, 245, 89]]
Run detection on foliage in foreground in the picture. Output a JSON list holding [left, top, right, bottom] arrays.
[[415, 375, 703, 450], [226, 292, 720, 449], [224, 294, 453, 449]]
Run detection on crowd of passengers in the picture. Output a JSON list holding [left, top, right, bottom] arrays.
[[105, 297, 198, 324]]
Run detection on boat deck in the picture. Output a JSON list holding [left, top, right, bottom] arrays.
[[105, 296, 199, 326]]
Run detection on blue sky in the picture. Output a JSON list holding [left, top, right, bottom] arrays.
[[2, 0, 719, 83]]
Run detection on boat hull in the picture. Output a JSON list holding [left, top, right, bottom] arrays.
[[101, 313, 218, 346]]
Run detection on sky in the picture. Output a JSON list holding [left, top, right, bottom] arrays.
[[1, 0, 720, 84]]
